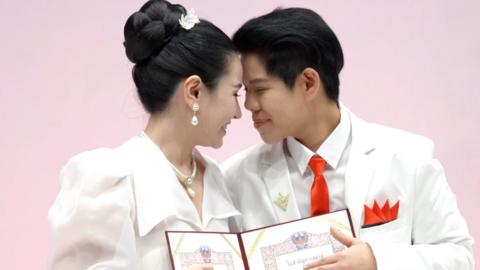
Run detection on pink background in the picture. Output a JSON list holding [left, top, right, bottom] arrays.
[[1, 0, 478, 268]]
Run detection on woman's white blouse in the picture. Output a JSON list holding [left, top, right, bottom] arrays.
[[48, 133, 240, 270]]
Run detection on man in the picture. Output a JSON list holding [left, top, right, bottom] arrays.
[[222, 7, 474, 270]]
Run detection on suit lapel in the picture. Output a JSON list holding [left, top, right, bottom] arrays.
[[261, 142, 301, 223], [344, 110, 377, 235]]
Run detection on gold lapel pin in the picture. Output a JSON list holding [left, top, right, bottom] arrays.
[[274, 192, 289, 211]]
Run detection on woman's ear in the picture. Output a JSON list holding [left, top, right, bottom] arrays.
[[182, 75, 203, 107], [299, 67, 322, 101]]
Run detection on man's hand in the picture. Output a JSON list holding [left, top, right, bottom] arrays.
[[303, 227, 377, 270]]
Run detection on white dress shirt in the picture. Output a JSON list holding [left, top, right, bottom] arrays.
[[48, 133, 240, 270], [285, 107, 352, 217]]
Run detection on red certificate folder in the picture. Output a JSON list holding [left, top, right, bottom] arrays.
[[166, 209, 354, 270]]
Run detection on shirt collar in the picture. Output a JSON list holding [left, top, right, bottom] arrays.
[[286, 106, 351, 175], [126, 132, 239, 236]]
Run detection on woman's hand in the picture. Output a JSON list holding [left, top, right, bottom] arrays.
[[187, 264, 213, 270]]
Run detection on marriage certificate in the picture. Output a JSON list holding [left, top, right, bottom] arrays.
[[166, 209, 353, 270]]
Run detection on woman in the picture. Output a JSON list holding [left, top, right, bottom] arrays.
[[48, 0, 243, 269]]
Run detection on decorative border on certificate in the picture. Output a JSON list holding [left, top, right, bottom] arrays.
[[260, 231, 345, 270], [179, 245, 236, 270]]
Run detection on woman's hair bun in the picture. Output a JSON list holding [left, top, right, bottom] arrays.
[[124, 0, 237, 114], [123, 11, 167, 63]]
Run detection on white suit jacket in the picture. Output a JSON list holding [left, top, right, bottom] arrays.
[[48, 133, 240, 270], [221, 108, 474, 270]]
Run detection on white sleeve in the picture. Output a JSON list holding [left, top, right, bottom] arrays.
[[369, 159, 475, 270], [48, 151, 136, 270]]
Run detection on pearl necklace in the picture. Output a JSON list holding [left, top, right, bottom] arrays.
[[167, 154, 197, 197]]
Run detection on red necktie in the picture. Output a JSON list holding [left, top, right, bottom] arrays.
[[309, 155, 330, 216]]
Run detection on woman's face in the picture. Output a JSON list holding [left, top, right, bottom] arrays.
[[197, 55, 243, 148]]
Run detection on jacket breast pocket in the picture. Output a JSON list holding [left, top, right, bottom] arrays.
[[359, 218, 410, 244]]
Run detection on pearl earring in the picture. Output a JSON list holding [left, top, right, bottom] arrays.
[[191, 102, 199, 126]]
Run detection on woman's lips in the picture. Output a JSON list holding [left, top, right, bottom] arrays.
[[222, 123, 230, 133], [254, 119, 268, 129]]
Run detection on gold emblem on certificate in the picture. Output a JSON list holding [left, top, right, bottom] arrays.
[[179, 245, 235, 269]]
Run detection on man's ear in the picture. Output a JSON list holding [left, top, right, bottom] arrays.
[[182, 75, 203, 107], [298, 67, 322, 101]]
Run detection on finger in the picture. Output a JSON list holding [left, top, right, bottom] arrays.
[[303, 254, 338, 269], [188, 264, 213, 270], [330, 226, 355, 247]]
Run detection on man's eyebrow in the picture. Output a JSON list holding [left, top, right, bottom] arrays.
[[249, 78, 270, 84]]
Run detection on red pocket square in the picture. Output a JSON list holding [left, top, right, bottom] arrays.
[[363, 200, 399, 227]]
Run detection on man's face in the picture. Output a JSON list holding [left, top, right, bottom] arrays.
[[241, 54, 307, 144]]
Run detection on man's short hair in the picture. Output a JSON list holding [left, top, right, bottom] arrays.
[[233, 8, 344, 102]]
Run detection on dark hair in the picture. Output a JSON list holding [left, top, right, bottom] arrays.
[[232, 8, 343, 102], [124, 0, 237, 113]]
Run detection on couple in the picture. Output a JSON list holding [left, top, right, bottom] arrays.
[[48, 0, 474, 269]]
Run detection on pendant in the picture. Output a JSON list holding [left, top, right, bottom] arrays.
[[186, 186, 196, 197]]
